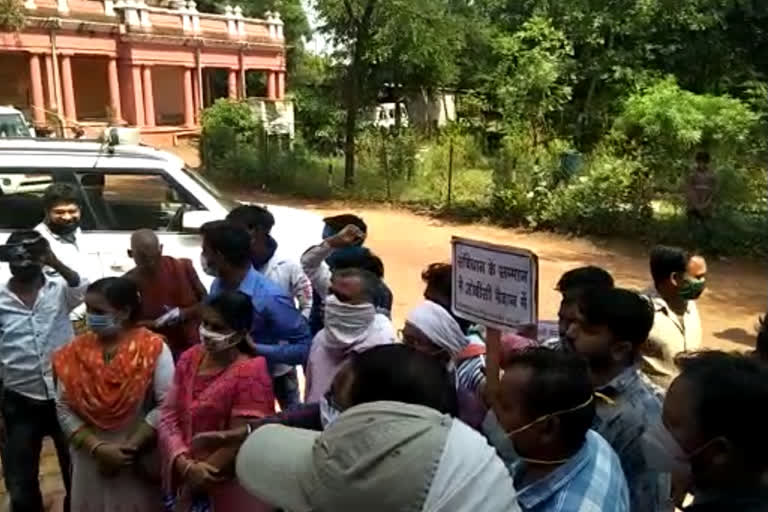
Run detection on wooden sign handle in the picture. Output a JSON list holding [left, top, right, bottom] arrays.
[[485, 327, 501, 402]]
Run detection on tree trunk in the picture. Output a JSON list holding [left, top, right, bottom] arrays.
[[344, 99, 357, 187]]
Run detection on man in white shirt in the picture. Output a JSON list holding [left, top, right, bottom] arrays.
[[644, 246, 707, 388], [34, 183, 85, 277], [227, 205, 313, 409], [0, 229, 88, 512]]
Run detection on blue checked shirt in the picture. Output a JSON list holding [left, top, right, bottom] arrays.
[[510, 430, 630, 512], [593, 366, 672, 512], [210, 267, 311, 366]]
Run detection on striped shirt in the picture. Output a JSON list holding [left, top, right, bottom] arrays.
[[510, 430, 630, 512]]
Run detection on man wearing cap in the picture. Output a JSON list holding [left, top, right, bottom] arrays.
[[236, 401, 521, 512], [493, 348, 629, 511]]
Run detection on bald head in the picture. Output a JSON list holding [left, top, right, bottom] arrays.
[[129, 229, 162, 273]]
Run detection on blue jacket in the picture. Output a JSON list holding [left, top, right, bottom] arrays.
[[210, 267, 311, 366]]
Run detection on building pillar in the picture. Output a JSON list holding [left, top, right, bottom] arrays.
[[276, 71, 285, 100], [60, 55, 77, 123], [183, 67, 194, 127], [130, 65, 145, 126], [240, 67, 247, 98], [44, 54, 57, 111], [227, 69, 237, 99], [28, 53, 46, 125], [266, 71, 276, 100], [191, 70, 200, 121], [142, 65, 155, 127], [107, 57, 122, 123]]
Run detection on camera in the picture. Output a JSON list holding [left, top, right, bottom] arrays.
[[0, 235, 49, 264]]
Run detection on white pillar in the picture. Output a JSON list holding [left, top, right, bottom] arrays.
[[224, 5, 236, 37], [123, 0, 141, 27], [138, 0, 151, 28], [265, 10, 276, 38], [188, 0, 200, 33], [234, 5, 245, 37], [273, 11, 283, 39], [24, 0, 36, 10], [104, 0, 115, 16], [57, 0, 68, 14]]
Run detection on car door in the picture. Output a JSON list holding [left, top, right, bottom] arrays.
[[74, 169, 211, 283]]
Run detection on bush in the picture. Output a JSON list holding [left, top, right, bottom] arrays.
[[200, 99, 333, 197], [613, 77, 763, 190]]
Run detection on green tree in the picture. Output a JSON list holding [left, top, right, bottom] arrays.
[[487, 16, 574, 147], [312, 0, 467, 185], [0, 0, 25, 31]]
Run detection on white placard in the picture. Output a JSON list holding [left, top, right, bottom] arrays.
[[452, 237, 538, 330]]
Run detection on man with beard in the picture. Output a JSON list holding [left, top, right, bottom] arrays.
[[0, 230, 87, 512], [564, 287, 671, 512], [644, 246, 707, 388], [35, 183, 85, 278]]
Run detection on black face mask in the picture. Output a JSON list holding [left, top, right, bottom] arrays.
[[10, 264, 42, 282], [47, 220, 79, 236]]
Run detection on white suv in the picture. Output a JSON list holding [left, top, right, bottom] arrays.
[[0, 137, 324, 285]]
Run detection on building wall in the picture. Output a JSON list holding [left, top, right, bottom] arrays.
[[152, 66, 184, 126], [0, 53, 30, 114], [72, 56, 109, 121]]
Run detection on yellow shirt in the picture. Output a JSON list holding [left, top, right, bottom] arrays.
[[642, 288, 702, 389]]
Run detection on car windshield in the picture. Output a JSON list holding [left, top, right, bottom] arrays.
[[0, 114, 31, 137], [182, 167, 238, 211]]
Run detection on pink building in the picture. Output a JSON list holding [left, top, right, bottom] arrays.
[[0, 0, 287, 145]]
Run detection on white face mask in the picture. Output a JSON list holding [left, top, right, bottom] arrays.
[[200, 253, 217, 277], [323, 295, 376, 345], [199, 324, 240, 353]]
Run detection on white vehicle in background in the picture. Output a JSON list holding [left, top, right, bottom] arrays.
[[0, 130, 324, 286], [0, 107, 47, 195], [0, 106, 36, 138]]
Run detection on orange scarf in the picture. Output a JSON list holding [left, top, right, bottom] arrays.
[[53, 327, 164, 431]]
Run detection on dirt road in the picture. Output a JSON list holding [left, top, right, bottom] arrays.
[[249, 195, 766, 352]]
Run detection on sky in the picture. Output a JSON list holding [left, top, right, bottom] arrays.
[[300, 0, 331, 55]]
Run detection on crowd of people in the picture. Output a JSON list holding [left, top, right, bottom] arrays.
[[0, 182, 767, 512]]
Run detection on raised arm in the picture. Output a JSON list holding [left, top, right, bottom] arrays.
[[300, 224, 366, 300], [288, 260, 313, 319]]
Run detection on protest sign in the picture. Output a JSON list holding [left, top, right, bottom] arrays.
[[451, 237, 539, 400], [451, 237, 539, 330]]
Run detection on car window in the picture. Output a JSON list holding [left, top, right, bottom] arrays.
[[182, 167, 238, 211], [0, 171, 91, 230], [76, 172, 204, 232], [0, 114, 31, 137]]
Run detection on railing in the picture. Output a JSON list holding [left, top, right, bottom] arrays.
[[23, 0, 284, 41]]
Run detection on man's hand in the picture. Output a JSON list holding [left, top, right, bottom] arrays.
[[186, 461, 225, 490], [93, 442, 135, 474], [327, 225, 365, 249], [38, 243, 58, 268], [191, 426, 248, 452]]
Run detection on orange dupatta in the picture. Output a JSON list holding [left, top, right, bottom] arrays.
[[53, 327, 164, 431]]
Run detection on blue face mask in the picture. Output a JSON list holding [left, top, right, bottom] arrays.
[[87, 313, 118, 334]]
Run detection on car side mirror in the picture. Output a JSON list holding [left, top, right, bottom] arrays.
[[181, 210, 223, 232]]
